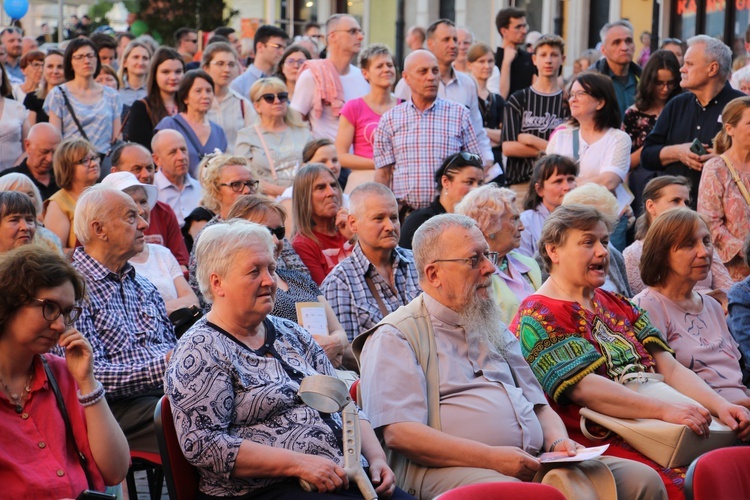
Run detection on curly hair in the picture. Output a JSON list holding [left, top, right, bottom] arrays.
[[197, 154, 251, 214]]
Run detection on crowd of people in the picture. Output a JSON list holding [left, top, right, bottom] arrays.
[[1, 7, 750, 500]]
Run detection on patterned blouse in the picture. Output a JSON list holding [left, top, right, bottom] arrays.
[[165, 315, 367, 497], [698, 156, 750, 281], [622, 107, 657, 153], [510, 289, 672, 405], [273, 267, 322, 323]]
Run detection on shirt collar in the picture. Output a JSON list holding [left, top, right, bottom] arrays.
[[122, 76, 144, 91], [693, 81, 735, 109], [495, 250, 532, 277], [350, 242, 412, 276], [407, 97, 440, 113], [423, 291, 462, 326], [72, 247, 136, 282], [248, 64, 267, 79]]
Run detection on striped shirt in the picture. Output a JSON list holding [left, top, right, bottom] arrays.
[[71, 247, 176, 399], [374, 98, 480, 210], [502, 86, 568, 185], [322, 243, 422, 341]]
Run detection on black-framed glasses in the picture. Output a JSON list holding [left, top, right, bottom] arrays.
[[432, 251, 499, 269], [256, 92, 289, 104], [30, 298, 82, 326], [71, 53, 97, 61], [265, 225, 286, 240], [219, 180, 260, 193], [445, 151, 482, 171]]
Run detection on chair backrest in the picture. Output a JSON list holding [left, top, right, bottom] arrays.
[[154, 395, 199, 500], [437, 482, 567, 499], [349, 378, 360, 406], [684, 447, 750, 500]]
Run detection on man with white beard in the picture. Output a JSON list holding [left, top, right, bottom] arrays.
[[354, 214, 665, 500]]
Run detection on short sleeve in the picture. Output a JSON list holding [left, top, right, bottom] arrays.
[[373, 111, 396, 169], [599, 130, 632, 181], [290, 69, 315, 117], [339, 98, 359, 124], [43, 86, 64, 117]]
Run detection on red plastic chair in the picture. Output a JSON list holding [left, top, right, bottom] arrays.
[[349, 378, 360, 405], [154, 396, 199, 500], [684, 447, 750, 500], [437, 482, 567, 499]]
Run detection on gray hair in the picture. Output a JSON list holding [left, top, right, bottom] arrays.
[[457, 26, 475, 43], [412, 213, 477, 281], [326, 14, 356, 34], [600, 19, 633, 43], [454, 184, 517, 235], [348, 182, 396, 219], [0, 173, 43, 215], [687, 35, 732, 79], [562, 183, 619, 223], [194, 219, 274, 304], [74, 185, 128, 245]]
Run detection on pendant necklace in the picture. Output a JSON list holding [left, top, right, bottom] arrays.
[[0, 366, 34, 414]]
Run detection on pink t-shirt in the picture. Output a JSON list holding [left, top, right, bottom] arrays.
[[339, 97, 384, 159]]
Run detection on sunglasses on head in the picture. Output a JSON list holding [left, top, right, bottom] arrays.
[[445, 151, 482, 170], [257, 92, 289, 104]]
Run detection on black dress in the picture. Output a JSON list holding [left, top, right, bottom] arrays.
[[125, 99, 156, 150], [24, 92, 48, 123], [398, 196, 447, 250]]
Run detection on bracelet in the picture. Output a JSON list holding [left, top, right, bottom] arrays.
[[549, 438, 566, 452], [77, 381, 105, 407]]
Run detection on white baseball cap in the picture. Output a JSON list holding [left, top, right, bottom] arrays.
[[101, 171, 158, 209]]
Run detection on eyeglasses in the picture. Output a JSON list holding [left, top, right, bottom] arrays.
[[219, 180, 260, 193], [265, 225, 286, 240], [284, 58, 307, 67], [432, 251, 499, 269], [186, 39, 198, 44], [265, 42, 287, 50], [77, 155, 100, 166], [332, 28, 364, 36], [211, 60, 237, 69], [71, 53, 97, 61], [656, 80, 677, 88], [256, 92, 289, 104], [28, 62, 44, 69], [30, 297, 82, 326], [444, 151, 482, 171], [568, 90, 591, 100]]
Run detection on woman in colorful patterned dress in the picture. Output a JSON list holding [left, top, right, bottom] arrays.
[[510, 204, 750, 497]]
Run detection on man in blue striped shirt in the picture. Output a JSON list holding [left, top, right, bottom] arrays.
[[71, 185, 176, 454]]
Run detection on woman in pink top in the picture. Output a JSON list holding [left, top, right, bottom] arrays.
[[291, 164, 353, 285], [335, 44, 399, 189], [634, 208, 750, 406]]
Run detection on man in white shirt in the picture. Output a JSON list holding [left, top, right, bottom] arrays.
[[151, 130, 202, 227], [394, 19, 493, 166], [290, 14, 370, 141], [230, 25, 289, 100]]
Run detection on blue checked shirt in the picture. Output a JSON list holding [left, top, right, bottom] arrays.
[[72, 248, 176, 399], [373, 97, 480, 210], [322, 244, 422, 342]]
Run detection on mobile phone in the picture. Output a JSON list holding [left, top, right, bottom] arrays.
[[76, 490, 117, 500], [690, 138, 708, 156]]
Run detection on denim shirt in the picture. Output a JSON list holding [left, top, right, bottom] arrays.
[[728, 275, 750, 386]]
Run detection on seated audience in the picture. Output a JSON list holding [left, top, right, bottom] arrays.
[[43, 138, 100, 252], [698, 96, 750, 281], [0, 60, 30, 172], [0, 191, 37, 253], [323, 183, 421, 342], [235, 77, 310, 196], [154, 69, 228, 178], [95, 64, 120, 91], [728, 234, 750, 385], [102, 171, 198, 314], [634, 208, 749, 404], [277, 138, 347, 208], [455, 184, 541, 324], [561, 183, 632, 297], [0, 177, 61, 252], [72, 185, 177, 453], [152, 129, 202, 227], [12, 50, 44, 104], [510, 204, 750, 496], [292, 164, 353, 285], [226, 195, 349, 368], [109, 141, 189, 269], [518, 155, 578, 258], [356, 213, 665, 500], [165, 220, 405, 499], [399, 152, 485, 250], [24, 49, 65, 125], [0, 245, 129, 497], [624, 176, 732, 300], [0, 122, 61, 200]]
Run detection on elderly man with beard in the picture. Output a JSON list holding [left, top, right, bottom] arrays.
[[354, 214, 665, 500]]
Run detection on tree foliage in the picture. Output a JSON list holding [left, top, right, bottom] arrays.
[[135, 0, 238, 45]]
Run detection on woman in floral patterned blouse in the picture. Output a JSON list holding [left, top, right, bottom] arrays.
[[510, 204, 750, 497]]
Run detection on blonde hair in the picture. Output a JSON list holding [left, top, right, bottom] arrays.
[[52, 139, 96, 190], [562, 183, 619, 224], [198, 154, 251, 214], [454, 184, 517, 235], [249, 77, 305, 128], [713, 96, 750, 154], [117, 40, 153, 86], [292, 164, 341, 242], [0, 173, 43, 215]]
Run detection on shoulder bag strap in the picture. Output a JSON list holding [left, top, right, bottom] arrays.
[[114, 109, 131, 144], [172, 116, 205, 155], [572, 128, 580, 161], [365, 274, 389, 318], [254, 125, 278, 181], [721, 154, 750, 206], [59, 87, 90, 142], [40, 356, 94, 490]]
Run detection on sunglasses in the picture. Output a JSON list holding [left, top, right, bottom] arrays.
[[265, 225, 286, 240], [256, 92, 289, 104], [445, 151, 482, 170]]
